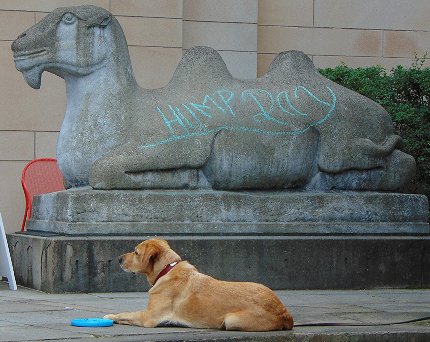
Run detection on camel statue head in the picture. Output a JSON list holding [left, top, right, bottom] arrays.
[[11, 5, 124, 89]]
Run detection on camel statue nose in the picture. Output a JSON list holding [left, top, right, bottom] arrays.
[[11, 33, 27, 52]]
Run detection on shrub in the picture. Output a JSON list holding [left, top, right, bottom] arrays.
[[319, 57, 430, 198]]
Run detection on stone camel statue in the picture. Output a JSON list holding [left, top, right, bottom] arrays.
[[11, 5, 415, 191]]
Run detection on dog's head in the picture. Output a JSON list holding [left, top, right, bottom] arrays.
[[118, 239, 181, 285]]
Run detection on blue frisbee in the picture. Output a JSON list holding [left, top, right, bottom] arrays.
[[71, 318, 114, 327]]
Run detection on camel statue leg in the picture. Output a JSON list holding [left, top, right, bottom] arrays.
[[89, 136, 215, 189]]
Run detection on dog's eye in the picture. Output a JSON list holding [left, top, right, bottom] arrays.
[[134, 251, 138, 255]]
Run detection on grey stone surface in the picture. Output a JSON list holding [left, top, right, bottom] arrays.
[[26, 189, 429, 235], [7, 234, 430, 293], [1, 282, 430, 341], [12, 5, 415, 191]]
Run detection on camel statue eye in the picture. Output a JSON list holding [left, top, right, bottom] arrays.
[[62, 13, 76, 24]]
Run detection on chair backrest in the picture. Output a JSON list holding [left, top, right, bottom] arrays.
[[21, 158, 65, 230]]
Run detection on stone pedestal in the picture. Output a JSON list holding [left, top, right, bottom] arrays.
[[7, 234, 430, 293], [7, 189, 430, 293], [26, 189, 429, 235]]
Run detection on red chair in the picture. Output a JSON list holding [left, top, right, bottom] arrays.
[[21, 158, 65, 231]]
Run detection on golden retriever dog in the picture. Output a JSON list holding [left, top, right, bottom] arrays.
[[104, 238, 293, 331]]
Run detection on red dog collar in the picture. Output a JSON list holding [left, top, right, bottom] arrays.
[[153, 262, 178, 285]]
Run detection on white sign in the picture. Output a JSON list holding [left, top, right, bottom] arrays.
[[0, 213, 17, 290]]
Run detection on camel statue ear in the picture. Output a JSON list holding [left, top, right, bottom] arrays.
[[88, 14, 111, 28]]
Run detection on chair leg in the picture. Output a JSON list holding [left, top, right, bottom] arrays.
[[21, 207, 28, 232]]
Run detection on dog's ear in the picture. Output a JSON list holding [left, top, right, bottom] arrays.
[[142, 243, 160, 271]]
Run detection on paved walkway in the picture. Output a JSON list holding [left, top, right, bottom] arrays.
[[1, 281, 429, 341]]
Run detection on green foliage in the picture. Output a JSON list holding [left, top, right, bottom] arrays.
[[319, 57, 430, 197]]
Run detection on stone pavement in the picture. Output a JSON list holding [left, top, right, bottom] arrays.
[[0, 281, 429, 342]]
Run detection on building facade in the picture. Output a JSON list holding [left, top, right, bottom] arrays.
[[1, 0, 429, 232]]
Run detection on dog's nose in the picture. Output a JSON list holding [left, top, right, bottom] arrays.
[[118, 256, 123, 264]]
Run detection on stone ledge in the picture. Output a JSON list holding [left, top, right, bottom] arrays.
[[27, 189, 429, 235], [26, 220, 430, 235]]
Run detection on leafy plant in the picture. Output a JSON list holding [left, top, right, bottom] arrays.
[[319, 56, 430, 199]]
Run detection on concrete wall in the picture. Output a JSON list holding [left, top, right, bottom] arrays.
[[183, 0, 258, 79], [0, 0, 429, 233], [258, 0, 430, 75]]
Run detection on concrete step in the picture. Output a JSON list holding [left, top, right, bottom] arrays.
[[7, 234, 430, 293]]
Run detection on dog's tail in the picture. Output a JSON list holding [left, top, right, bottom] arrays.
[[282, 310, 294, 330]]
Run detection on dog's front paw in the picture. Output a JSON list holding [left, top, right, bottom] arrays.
[[104, 314, 118, 321]]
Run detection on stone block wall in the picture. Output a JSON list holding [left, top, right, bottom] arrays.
[[0, 0, 429, 233], [258, 0, 430, 75], [183, 0, 258, 79]]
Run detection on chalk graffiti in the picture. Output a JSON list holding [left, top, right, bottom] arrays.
[[145, 85, 336, 148]]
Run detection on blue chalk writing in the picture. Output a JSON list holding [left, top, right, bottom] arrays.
[[277, 91, 306, 116], [156, 106, 187, 136], [216, 90, 236, 117], [174, 106, 193, 129], [189, 96, 212, 118], [147, 85, 337, 148], [241, 88, 290, 126], [181, 104, 206, 131]]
